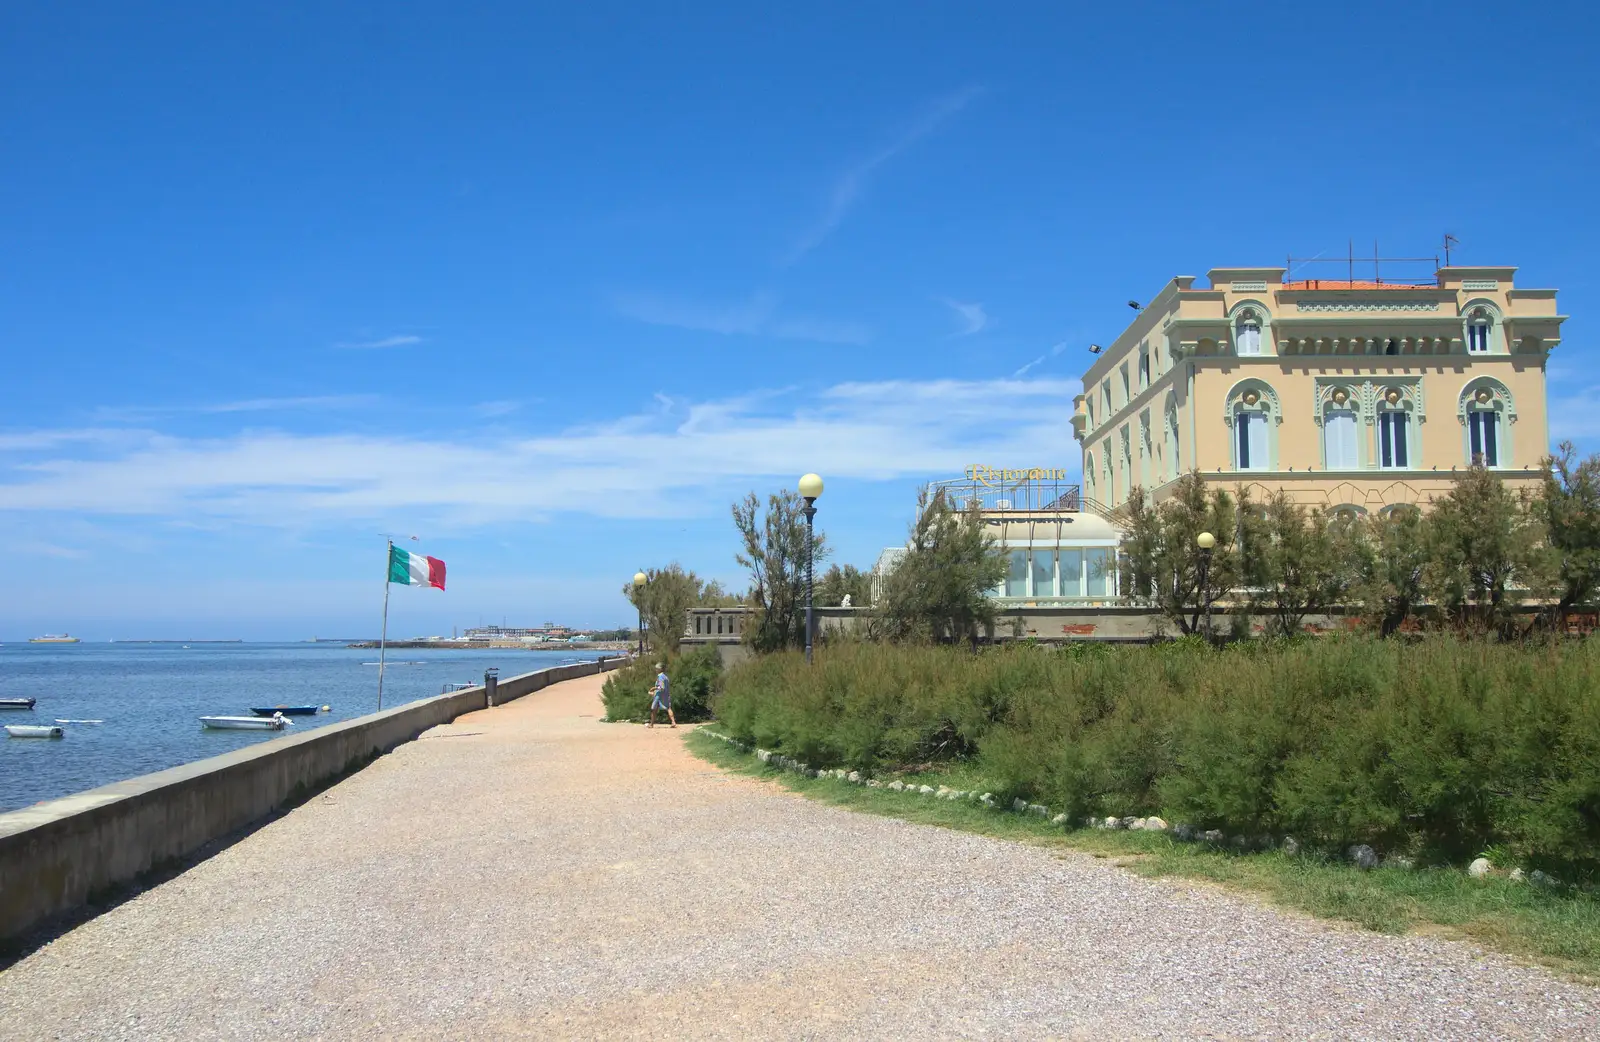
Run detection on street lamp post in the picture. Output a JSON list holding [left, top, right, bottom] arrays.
[[632, 571, 647, 658], [798, 473, 824, 665], [1195, 531, 1216, 638]]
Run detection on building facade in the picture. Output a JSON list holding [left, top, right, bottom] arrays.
[[1072, 266, 1564, 515], [874, 469, 1122, 607]]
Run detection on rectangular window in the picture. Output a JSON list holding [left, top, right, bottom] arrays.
[[1237, 327, 1261, 355], [1102, 383, 1112, 415], [1120, 364, 1130, 404], [1005, 550, 1028, 597], [1031, 551, 1055, 598], [1468, 325, 1489, 353], [1380, 412, 1410, 468], [1085, 548, 1115, 598], [1138, 345, 1150, 389], [1058, 550, 1084, 598], [1469, 411, 1500, 466], [1324, 410, 1359, 469], [1237, 413, 1268, 470]]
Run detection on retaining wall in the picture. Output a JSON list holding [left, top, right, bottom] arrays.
[[0, 656, 627, 942]]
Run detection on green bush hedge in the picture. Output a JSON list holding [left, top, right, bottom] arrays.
[[712, 637, 1600, 877], [601, 647, 722, 722]]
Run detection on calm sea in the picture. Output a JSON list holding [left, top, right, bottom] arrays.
[[0, 642, 613, 813]]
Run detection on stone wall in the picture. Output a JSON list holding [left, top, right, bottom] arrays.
[[0, 656, 626, 942]]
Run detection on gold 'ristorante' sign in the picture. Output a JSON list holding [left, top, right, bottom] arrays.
[[965, 465, 1069, 486]]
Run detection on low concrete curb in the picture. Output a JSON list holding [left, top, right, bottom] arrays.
[[0, 656, 627, 942]]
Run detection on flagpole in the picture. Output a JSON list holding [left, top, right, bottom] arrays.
[[378, 539, 392, 711]]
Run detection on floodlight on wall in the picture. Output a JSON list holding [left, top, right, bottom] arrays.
[[1127, 300, 1143, 310], [1089, 344, 1103, 354]]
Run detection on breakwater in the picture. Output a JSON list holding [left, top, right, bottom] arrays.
[[0, 656, 626, 942]]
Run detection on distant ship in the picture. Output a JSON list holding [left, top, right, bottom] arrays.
[[28, 634, 80, 644]]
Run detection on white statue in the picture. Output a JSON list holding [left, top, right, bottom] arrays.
[[841, 594, 852, 607]]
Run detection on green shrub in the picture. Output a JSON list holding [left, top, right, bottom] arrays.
[[600, 647, 723, 722], [712, 636, 1600, 877]]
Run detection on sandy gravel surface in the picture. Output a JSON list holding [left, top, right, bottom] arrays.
[[1, 673, 1595, 1040]]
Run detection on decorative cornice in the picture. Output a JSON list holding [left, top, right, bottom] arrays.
[[1295, 300, 1440, 313]]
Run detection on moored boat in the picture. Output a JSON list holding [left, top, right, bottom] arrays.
[[200, 713, 290, 731], [5, 724, 64, 739], [28, 634, 79, 644], [0, 698, 37, 710], [247, 704, 329, 717]]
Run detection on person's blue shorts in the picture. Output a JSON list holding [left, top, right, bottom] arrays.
[[651, 692, 671, 710]]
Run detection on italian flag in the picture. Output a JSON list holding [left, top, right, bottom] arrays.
[[388, 545, 446, 590]]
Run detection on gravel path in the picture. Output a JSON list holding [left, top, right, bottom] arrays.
[[1, 673, 1595, 1040]]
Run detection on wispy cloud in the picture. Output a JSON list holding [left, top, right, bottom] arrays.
[[334, 335, 423, 350], [90, 396, 375, 423], [17, 540, 86, 560], [1549, 383, 1600, 442], [201, 395, 377, 414], [614, 291, 870, 345], [942, 299, 989, 337], [787, 86, 983, 263], [0, 429, 139, 451], [471, 400, 522, 418], [0, 377, 1080, 526], [1012, 341, 1071, 378]]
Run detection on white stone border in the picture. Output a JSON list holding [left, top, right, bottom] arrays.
[[697, 731, 1578, 890]]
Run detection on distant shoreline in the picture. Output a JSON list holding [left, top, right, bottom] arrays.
[[344, 640, 633, 651]]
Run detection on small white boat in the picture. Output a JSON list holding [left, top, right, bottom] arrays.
[[200, 713, 290, 731], [55, 718, 104, 725], [6, 724, 64, 739]]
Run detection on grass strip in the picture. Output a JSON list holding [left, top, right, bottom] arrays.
[[685, 728, 1600, 983]]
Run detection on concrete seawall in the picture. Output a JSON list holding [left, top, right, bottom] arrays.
[[0, 656, 627, 942]]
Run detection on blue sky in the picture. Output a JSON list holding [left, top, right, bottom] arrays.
[[2, 2, 1596, 639]]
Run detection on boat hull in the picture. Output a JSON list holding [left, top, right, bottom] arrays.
[[199, 715, 288, 731], [0, 699, 37, 710], [5, 725, 64, 739], [248, 705, 321, 716]]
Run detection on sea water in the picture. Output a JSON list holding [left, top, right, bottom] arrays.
[[0, 642, 613, 813]]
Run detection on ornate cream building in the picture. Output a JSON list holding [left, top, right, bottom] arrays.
[[1072, 265, 1564, 515]]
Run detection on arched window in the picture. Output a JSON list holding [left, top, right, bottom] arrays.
[[1225, 381, 1277, 471], [1138, 412, 1152, 489], [1459, 379, 1515, 468], [1376, 387, 1416, 469], [1164, 399, 1180, 479], [1328, 504, 1367, 525], [1235, 307, 1263, 356], [1321, 386, 1361, 469], [1466, 306, 1493, 354]]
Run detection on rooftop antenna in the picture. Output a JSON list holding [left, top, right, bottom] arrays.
[[1443, 233, 1460, 267]]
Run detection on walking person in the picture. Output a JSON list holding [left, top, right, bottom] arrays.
[[647, 662, 676, 728]]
